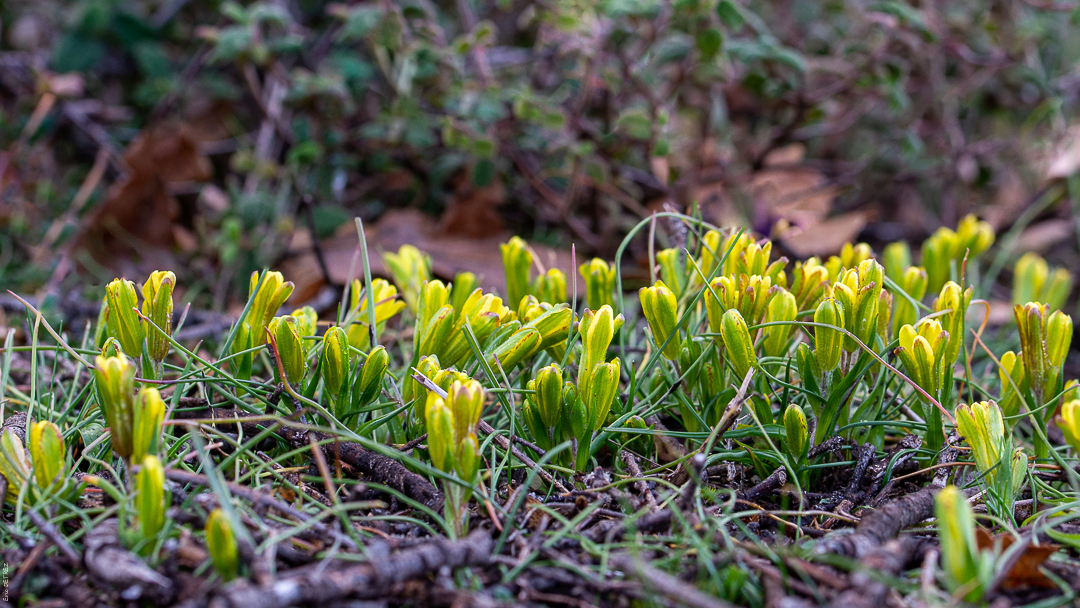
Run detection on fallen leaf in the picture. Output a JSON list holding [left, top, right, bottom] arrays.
[[438, 168, 506, 239], [975, 529, 1058, 590]]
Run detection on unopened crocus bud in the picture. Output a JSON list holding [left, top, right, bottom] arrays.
[[998, 351, 1027, 419], [447, 379, 484, 443], [1048, 310, 1073, 368], [656, 248, 687, 299], [291, 306, 318, 337], [347, 278, 406, 351], [1044, 268, 1073, 313], [523, 303, 573, 351], [587, 359, 620, 431], [955, 400, 1006, 486], [639, 280, 681, 360], [95, 353, 137, 460], [534, 268, 567, 304], [136, 455, 166, 542], [132, 387, 165, 463], [245, 271, 294, 343], [813, 299, 844, 373], [895, 321, 949, 399], [425, 396, 455, 473], [1013, 252, 1048, 307], [0, 429, 31, 504], [106, 278, 145, 358], [1059, 399, 1080, 454], [1016, 302, 1049, 399], [29, 421, 64, 491], [882, 241, 911, 284], [268, 316, 308, 385], [141, 271, 175, 363], [720, 309, 756, 381], [205, 509, 239, 581], [579, 258, 616, 311], [935, 485, 982, 602], [578, 305, 619, 396], [892, 266, 928, 337], [382, 244, 431, 314], [501, 236, 534, 310], [933, 281, 972, 370], [531, 364, 564, 428], [762, 289, 797, 357], [354, 346, 388, 407], [488, 327, 542, 370], [783, 404, 808, 461], [321, 327, 351, 404]]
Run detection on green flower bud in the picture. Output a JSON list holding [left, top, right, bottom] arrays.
[[456, 433, 480, 481], [998, 351, 1027, 419], [441, 289, 509, 366], [577, 305, 623, 398], [877, 289, 892, 342], [697, 230, 723, 282], [132, 387, 165, 463], [955, 401, 1011, 493], [1013, 252, 1048, 307], [579, 258, 616, 311], [1048, 310, 1073, 368], [881, 241, 911, 284], [415, 305, 455, 360], [639, 280, 681, 360], [656, 248, 688, 299], [451, 272, 480, 312], [1044, 268, 1073, 313], [382, 244, 431, 314], [954, 213, 994, 259], [895, 321, 949, 401], [622, 415, 651, 454], [106, 278, 145, 358], [141, 270, 175, 363], [720, 309, 756, 381], [321, 327, 351, 403], [1016, 302, 1050, 400], [501, 236, 534, 310], [425, 395, 455, 473], [935, 485, 983, 602], [567, 394, 589, 444], [523, 398, 551, 449], [290, 306, 318, 337], [1059, 399, 1080, 454], [244, 271, 294, 346], [1010, 447, 1028, 496], [783, 404, 808, 461], [407, 355, 442, 417], [789, 259, 829, 311], [0, 428, 31, 505], [933, 281, 972, 370], [522, 303, 573, 352], [268, 316, 308, 385], [347, 278, 406, 351], [891, 265, 927, 337], [136, 455, 167, 542], [762, 288, 797, 357], [205, 509, 239, 581], [354, 346, 388, 407], [447, 379, 484, 444], [530, 364, 564, 428], [813, 299, 844, 373], [488, 327, 542, 370], [534, 268, 568, 304], [587, 359, 620, 431], [29, 421, 64, 492], [95, 353, 137, 460]]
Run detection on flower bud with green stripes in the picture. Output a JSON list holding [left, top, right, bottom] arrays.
[[205, 509, 239, 581], [586, 359, 620, 432], [789, 258, 829, 311], [533, 268, 567, 304], [347, 278, 406, 351], [707, 274, 778, 329], [290, 306, 318, 338], [1011, 252, 1072, 312], [414, 280, 455, 360], [576, 305, 624, 401], [783, 404, 808, 462], [1059, 399, 1080, 455], [881, 241, 911, 284], [382, 244, 431, 314], [1015, 302, 1071, 404], [722, 231, 787, 282], [268, 315, 308, 385], [425, 379, 485, 537], [932, 281, 972, 371], [0, 428, 31, 505], [321, 327, 351, 406], [451, 272, 480, 310], [406, 355, 443, 416], [244, 271, 295, 346], [922, 214, 994, 293], [501, 236, 533, 309], [519, 302, 573, 353], [29, 421, 65, 493], [656, 248, 688, 299], [831, 259, 884, 351], [579, 258, 616, 311], [132, 387, 165, 463], [813, 298, 844, 373], [639, 280, 681, 360], [95, 353, 137, 460], [352, 345, 388, 410], [696, 229, 723, 285], [135, 455, 167, 547], [440, 288, 509, 366], [955, 400, 1026, 510], [895, 320, 949, 402], [997, 351, 1027, 420], [141, 270, 174, 364], [890, 265, 927, 337], [935, 485, 992, 603], [524, 364, 564, 447], [105, 278, 145, 358], [762, 288, 797, 357], [720, 309, 756, 382]]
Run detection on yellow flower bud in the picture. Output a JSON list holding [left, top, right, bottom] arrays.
[[586, 359, 620, 431], [0, 428, 31, 505], [28, 421, 64, 492], [762, 288, 797, 357], [321, 327, 351, 403], [1059, 399, 1080, 454], [106, 278, 145, 358], [136, 455, 167, 542], [639, 280, 681, 360], [720, 309, 756, 381], [935, 485, 983, 602], [530, 364, 564, 428], [347, 278, 405, 351], [881, 241, 911, 284], [813, 298, 844, 373], [656, 248, 688, 299], [783, 404, 808, 461], [354, 345, 388, 407], [501, 236, 534, 310], [132, 387, 165, 463], [998, 351, 1027, 419], [382, 244, 431, 314], [268, 316, 308, 385], [141, 270, 175, 363], [579, 258, 616, 311], [205, 509, 239, 581], [533, 268, 568, 304], [95, 353, 137, 460], [1047, 310, 1073, 369]]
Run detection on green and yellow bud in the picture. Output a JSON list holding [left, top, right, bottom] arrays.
[[135, 455, 167, 542], [1059, 399, 1080, 454], [895, 320, 949, 400], [531, 364, 564, 428], [656, 248, 688, 299], [891, 265, 927, 337], [1013, 252, 1048, 307], [720, 309, 756, 381], [321, 327, 351, 403], [382, 244, 431, 314], [347, 278, 406, 350], [268, 315, 308, 384], [533, 268, 568, 304], [789, 258, 829, 311], [451, 272, 480, 312], [762, 289, 797, 357], [354, 345, 388, 407], [586, 359, 621, 431], [639, 280, 681, 360], [933, 281, 973, 370], [935, 485, 983, 602], [132, 387, 165, 463], [579, 258, 617, 311], [881, 241, 911, 284], [488, 326, 542, 370], [95, 353, 137, 460], [522, 303, 573, 352], [813, 299, 844, 373], [141, 270, 175, 363], [29, 421, 64, 491], [245, 271, 294, 344], [205, 509, 239, 581], [578, 305, 621, 398], [783, 404, 808, 461], [0, 428, 31, 505], [501, 236, 534, 310], [955, 401, 1008, 489], [106, 278, 145, 358], [1047, 310, 1073, 369], [998, 351, 1027, 419]]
